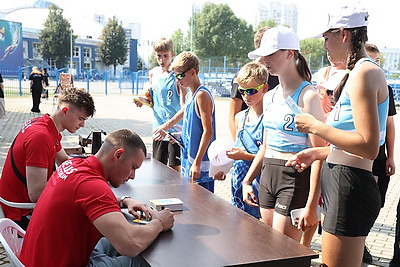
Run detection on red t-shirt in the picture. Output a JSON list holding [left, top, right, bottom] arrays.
[[19, 156, 120, 267], [0, 114, 62, 220]]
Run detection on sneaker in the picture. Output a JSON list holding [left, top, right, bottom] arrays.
[[363, 245, 373, 263]]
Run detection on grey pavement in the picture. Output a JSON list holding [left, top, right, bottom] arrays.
[[0, 94, 398, 266]]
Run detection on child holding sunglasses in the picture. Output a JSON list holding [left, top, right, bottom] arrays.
[[214, 62, 268, 218], [241, 26, 325, 242], [155, 51, 216, 192]]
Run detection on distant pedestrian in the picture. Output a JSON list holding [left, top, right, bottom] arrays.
[[29, 67, 43, 113], [41, 68, 49, 99]]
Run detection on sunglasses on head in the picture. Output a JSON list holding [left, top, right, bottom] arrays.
[[238, 83, 265, 96], [174, 69, 190, 80], [326, 89, 334, 96]]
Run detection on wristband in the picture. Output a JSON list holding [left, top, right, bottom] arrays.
[[119, 196, 131, 208], [242, 180, 252, 186]]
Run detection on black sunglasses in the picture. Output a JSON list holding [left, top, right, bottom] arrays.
[[174, 69, 190, 80], [326, 89, 334, 96]]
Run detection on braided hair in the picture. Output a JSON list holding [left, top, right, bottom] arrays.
[[333, 26, 368, 102]]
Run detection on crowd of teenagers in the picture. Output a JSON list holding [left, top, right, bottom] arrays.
[[0, 3, 398, 267]]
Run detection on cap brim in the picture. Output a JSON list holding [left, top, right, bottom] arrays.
[[248, 47, 279, 60], [209, 161, 233, 177]]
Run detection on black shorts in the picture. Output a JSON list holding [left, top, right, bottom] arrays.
[[259, 158, 311, 216], [321, 162, 381, 237], [152, 140, 181, 167]]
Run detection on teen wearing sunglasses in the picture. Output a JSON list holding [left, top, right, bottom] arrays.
[[214, 62, 268, 218], [241, 26, 325, 243]]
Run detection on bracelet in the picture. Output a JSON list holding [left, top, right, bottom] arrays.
[[119, 196, 131, 208], [242, 181, 252, 186], [154, 218, 164, 230]]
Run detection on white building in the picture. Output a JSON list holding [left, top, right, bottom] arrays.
[[255, 1, 298, 32], [381, 48, 400, 73]]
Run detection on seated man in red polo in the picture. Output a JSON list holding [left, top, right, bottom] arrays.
[[0, 87, 95, 229], [19, 129, 174, 267]]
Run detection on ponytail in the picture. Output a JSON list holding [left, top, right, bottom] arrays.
[[294, 51, 312, 82]]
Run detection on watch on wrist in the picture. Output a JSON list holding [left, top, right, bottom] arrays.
[[119, 196, 131, 208]]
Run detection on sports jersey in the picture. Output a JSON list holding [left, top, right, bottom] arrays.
[[263, 81, 310, 153], [232, 108, 264, 218], [326, 58, 389, 146], [0, 114, 62, 221], [181, 86, 216, 184], [19, 156, 120, 267], [151, 67, 182, 137]]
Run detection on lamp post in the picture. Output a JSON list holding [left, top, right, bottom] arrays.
[[70, 28, 73, 70]]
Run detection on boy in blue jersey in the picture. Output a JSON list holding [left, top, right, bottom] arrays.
[[215, 62, 268, 218], [155, 52, 216, 192], [134, 37, 186, 172]]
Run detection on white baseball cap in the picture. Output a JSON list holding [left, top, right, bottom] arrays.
[[208, 137, 234, 177], [314, 4, 369, 37], [248, 26, 300, 60]]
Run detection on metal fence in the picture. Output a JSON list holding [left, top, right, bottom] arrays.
[[1, 67, 400, 104]]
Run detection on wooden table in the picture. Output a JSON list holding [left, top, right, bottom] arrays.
[[115, 158, 190, 196], [113, 178, 318, 266]]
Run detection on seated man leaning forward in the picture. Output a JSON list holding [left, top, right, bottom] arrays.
[[0, 87, 95, 230], [19, 129, 175, 267]]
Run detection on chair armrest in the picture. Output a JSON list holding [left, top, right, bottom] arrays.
[[0, 197, 36, 209]]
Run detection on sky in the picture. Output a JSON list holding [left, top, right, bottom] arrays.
[[1, 0, 400, 49]]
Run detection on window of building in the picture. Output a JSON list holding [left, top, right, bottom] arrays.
[[33, 42, 41, 59], [74, 47, 80, 57], [83, 47, 91, 61], [23, 41, 28, 59], [83, 63, 91, 70]]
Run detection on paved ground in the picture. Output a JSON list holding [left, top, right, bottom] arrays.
[[0, 94, 398, 266]]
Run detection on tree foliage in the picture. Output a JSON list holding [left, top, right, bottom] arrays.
[[171, 29, 190, 56], [192, 3, 253, 61], [99, 16, 129, 73], [255, 20, 278, 31], [300, 38, 328, 71], [39, 4, 74, 68]]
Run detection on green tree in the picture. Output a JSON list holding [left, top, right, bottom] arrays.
[[300, 38, 328, 72], [39, 4, 74, 68], [171, 29, 189, 56], [99, 17, 129, 74], [255, 20, 278, 31], [192, 3, 253, 62]]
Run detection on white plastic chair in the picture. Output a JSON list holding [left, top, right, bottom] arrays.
[[0, 197, 36, 219], [0, 218, 25, 267]]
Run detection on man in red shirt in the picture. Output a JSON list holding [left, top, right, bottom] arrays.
[[19, 129, 174, 267], [0, 87, 95, 229]]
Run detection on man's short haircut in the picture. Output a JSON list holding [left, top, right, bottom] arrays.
[[365, 43, 380, 54], [236, 61, 269, 86], [153, 37, 174, 53], [58, 87, 95, 117], [254, 26, 270, 49], [171, 51, 200, 73], [105, 129, 147, 157]]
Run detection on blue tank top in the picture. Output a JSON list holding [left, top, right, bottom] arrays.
[[326, 58, 389, 146], [263, 81, 310, 153], [151, 67, 182, 135], [235, 108, 264, 154], [181, 86, 216, 183]]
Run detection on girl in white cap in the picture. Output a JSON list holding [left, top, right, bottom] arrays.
[[242, 26, 325, 242], [286, 4, 388, 266]]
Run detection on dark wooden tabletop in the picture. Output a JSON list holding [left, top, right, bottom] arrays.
[[114, 180, 318, 267]]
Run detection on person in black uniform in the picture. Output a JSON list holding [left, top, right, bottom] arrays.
[[29, 67, 43, 113]]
